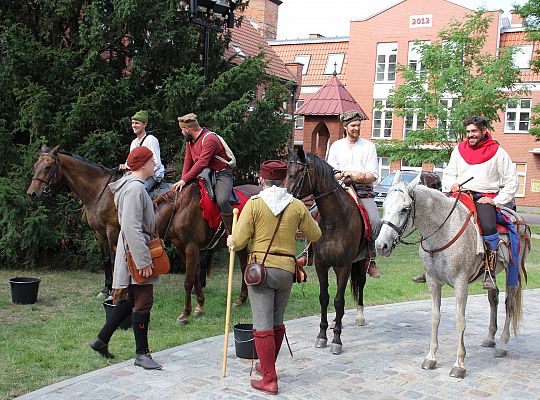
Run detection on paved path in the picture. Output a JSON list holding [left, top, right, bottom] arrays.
[[18, 289, 540, 400]]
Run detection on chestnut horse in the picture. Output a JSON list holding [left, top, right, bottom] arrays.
[[287, 149, 369, 354], [27, 145, 120, 296], [153, 182, 261, 323]]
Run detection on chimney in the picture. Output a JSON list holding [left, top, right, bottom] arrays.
[[238, 0, 281, 40], [309, 33, 325, 39], [511, 13, 524, 27]]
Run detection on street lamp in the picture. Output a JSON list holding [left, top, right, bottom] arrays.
[[182, 0, 238, 82]]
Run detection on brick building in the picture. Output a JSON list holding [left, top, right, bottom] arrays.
[[268, 0, 540, 208]]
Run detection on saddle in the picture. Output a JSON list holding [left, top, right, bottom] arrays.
[[344, 186, 371, 242], [452, 192, 511, 235], [198, 168, 240, 204]]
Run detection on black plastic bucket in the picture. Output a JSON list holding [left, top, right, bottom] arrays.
[[234, 323, 258, 359], [102, 299, 132, 330], [9, 277, 41, 304]]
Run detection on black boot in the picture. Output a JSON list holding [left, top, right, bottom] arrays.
[[221, 211, 233, 234], [482, 249, 498, 290], [132, 312, 162, 370], [89, 300, 132, 358]]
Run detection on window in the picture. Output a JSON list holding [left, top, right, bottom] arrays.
[[401, 158, 423, 172], [324, 53, 345, 74], [433, 161, 447, 179], [512, 45, 534, 69], [375, 42, 398, 82], [372, 99, 393, 139], [437, 98, 459, 141], [408, 41, 429, 74], [505, 99, 531, 133], [294, 55, 311, 75], [378, 157, 390, 182], [513, 162, 527, 197], [403, 112, 425, 138], [294, 100, 305, 129], [231, 44, 245, 58]]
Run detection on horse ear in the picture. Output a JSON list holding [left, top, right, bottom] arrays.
[[40, 144, 49, 153], [50, 145, 60, 155], [391, 170, 402, 185], [297, 147, 306, 163]]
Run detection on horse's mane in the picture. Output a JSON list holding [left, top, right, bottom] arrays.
[[305, 153, 341, 190], [59, 151, 120, 177], [153, 189, 176, 207]]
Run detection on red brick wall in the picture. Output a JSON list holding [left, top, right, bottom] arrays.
[[240, 0, 279, 40]]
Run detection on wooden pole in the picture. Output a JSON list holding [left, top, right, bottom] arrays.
[[222, 207, 239, 377]]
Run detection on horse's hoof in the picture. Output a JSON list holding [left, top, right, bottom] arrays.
[[315, 338, 327, 348], [330, 343, 342, 355], [356, 317, 366, 326], [194, 307, 204, 318], [232, 298, 244, 307], [176, 314, 189, 324], [481, 339, 496, 348], [96, 288, 110, 299], [421, 359, 437, 370], [495, 349, 508, 358], [449, 367, 466, 379]]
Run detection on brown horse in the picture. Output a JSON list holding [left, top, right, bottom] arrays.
[[287, 149, 369, 354], [153, 182, 261, 323], [27, 145, 121, 296]]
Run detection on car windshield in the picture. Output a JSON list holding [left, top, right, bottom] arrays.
[[378, 172, 417, 186]]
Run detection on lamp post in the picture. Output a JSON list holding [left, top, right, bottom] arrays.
[[182, 0, 238, 83]]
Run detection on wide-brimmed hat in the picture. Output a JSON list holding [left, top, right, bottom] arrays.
[[127, 146, 153, 171], [259, 160, 287, 181]]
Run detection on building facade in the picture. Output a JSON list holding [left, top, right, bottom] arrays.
[[269, 0, 540, 208]]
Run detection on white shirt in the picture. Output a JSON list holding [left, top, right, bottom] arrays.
[[129, 134, 165, 180], [442, 146, 518, 207], [326, 137, 379, 179]]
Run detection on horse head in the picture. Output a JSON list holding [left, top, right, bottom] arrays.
[[286, 148, 311, 199], [27, 144, 62, 198], [376, 180, 417, 256]]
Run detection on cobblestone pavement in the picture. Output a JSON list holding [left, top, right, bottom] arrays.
[[18, 289, 540, 400]]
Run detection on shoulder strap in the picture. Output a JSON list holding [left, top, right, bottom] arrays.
[[261, 212, 285, 265], [139, 135, 148, 147]]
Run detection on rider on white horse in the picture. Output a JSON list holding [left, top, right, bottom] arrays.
[[443, 116, 518, 290]]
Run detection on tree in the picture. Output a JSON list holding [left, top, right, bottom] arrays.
[[514, 0, 540, 140], [0, 1, 293, 267], [378, 11, 524, 165]]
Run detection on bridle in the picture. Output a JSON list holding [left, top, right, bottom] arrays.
[[288, 156, 340, 202], [31, 152, 59, 196], [381, 186, 417, 248]]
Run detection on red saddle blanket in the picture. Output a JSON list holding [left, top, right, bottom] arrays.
[[451, 192, 509, 235], [197, 179, 250, 229], [345, 190, 371, 242]]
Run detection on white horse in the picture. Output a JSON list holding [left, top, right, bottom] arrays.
[[375, 175, 531, 378]]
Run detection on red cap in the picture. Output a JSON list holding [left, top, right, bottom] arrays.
[[259, 160, 287, 180], [127, 146, 153, 171]]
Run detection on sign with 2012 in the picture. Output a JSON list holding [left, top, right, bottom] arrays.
[[409, 14, 433, 28]]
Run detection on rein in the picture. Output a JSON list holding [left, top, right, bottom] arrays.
[[32, 152, 59, 196], [289, 158, 341, 203]]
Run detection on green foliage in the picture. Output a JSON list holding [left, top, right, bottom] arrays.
[[0, 0, 292, 267], [382, 11, 524, 164], [514, 0, 540, 141]]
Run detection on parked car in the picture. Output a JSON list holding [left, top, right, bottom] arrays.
[[374, 171, 420, 207]]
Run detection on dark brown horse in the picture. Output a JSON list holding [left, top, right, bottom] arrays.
[[287, 149, 369, 354], [153, 182, 261, 323], [27, 145, 121, 296]]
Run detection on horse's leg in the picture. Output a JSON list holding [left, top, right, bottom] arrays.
[[96, 232, 113, 298], [496, 285, 517, 358], [481, 287, 499, 348], [449, 279, 468, 379], [422, 279, 442, 371], [352, 260, 367, 326], [330, 265, 350, 355], [233, 249, 249, 306], [315, 265, 330, 349], [177, 245, 200, 324]]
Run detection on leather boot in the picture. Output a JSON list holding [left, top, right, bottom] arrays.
[[89, 300, 132, 359], [221, 211, 233, 234], [367, 258, 381, 278], [256, 324, 287, 375], [482, 249, 498, 290], [251, 330, 278, 395], [132, 312, 162, 370]]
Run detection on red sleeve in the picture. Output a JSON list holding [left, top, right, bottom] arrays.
[[181, 142, 194, 179], [182, 134, 220, 182]]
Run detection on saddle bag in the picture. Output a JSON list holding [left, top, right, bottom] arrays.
[[126, 238, 170, 284]]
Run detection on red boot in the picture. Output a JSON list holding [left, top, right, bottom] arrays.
[[251, 330, 278, 395], [256, 324, 287, 375]]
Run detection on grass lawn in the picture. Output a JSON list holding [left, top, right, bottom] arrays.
[[1, 235, 538, 399]]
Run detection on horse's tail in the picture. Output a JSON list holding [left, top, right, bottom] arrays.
[[350, 260, 366, 305], [512, 282, 523, 336]]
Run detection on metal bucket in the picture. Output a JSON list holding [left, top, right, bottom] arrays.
[[102, 299, 132, 330]]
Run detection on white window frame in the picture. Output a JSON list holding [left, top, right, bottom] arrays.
[[512, 45, 534, 70], [375, 42, 398, 82], [294, 55, 311, 75], [403, 112, 425, 138], [408, 41, 429, 74], [294, 100, 305, 130], [378, 157, 391, 182], [372, 99, 393, 139], [324, 53, 345, 75], [513, 162, 527, 197], [505, 99, 531, 133]]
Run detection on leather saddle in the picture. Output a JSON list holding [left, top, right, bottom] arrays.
[[198, 168, 240, 204]]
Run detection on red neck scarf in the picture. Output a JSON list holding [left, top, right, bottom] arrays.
[[457, 131, 499, 165]]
